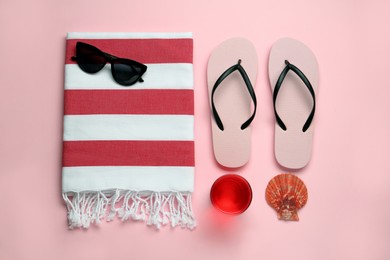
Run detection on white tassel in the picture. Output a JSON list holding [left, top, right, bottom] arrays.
[[63, 190, 196, 230], [107, 190, 121, 221]]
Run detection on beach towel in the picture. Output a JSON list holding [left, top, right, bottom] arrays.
[[62, 32, 196, 230]]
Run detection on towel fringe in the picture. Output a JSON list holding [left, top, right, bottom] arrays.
[[62, 190, 196, 230]]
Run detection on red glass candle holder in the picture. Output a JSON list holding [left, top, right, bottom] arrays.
[[210, 174, 252, 215]]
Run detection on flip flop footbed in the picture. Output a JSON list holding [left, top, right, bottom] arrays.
[[268, 38, 319, 169], [207, 38, 258, 168]]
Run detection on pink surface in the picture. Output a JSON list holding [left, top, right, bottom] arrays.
[[1, 0, 390, 259]]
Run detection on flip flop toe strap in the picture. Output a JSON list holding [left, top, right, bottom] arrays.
[[273, 60, 316, 132], [211, 59, 257, 131]]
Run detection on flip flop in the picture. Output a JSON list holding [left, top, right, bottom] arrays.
[[207, 38, 258, 168], [268, 38, 319, 169]]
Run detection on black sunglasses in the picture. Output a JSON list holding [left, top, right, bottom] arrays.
[[71, 42, 147, 86]]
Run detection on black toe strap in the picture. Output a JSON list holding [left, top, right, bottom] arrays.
[[211, 59, 257, 131], [273, 60, 316, 132]]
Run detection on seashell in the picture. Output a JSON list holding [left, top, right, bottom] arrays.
[[265, 173, 308, 221]]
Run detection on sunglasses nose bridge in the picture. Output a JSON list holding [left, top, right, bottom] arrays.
[[103, 52, 119, 62]]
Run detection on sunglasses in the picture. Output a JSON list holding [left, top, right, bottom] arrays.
[[71, 42, 147, 86]]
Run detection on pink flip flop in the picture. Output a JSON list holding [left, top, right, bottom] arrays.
[[207, 38, 258, 168], [268, 38, 319, 169]]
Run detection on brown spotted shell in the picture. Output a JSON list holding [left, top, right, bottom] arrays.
[[265, 173, 308, 221]]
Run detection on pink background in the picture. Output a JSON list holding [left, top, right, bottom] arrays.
[[1, 0, 390, 259]]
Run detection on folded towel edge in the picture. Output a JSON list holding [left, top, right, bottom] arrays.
[[67, 32, 193, 39]]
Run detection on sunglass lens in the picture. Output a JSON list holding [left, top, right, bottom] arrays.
[[112, 61, 144, 86], [76, 43, 106, 73]]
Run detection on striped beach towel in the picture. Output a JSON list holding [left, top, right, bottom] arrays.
[[62, 32, 195, 229]]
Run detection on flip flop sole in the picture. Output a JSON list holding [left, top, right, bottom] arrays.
[[269, 38, 319, 169], [207, 38, 258, 168]]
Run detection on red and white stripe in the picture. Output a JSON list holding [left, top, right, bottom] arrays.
[[62, 33, 194, 194]]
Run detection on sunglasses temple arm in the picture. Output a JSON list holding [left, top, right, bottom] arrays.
[[127, 62, 145, 83]]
